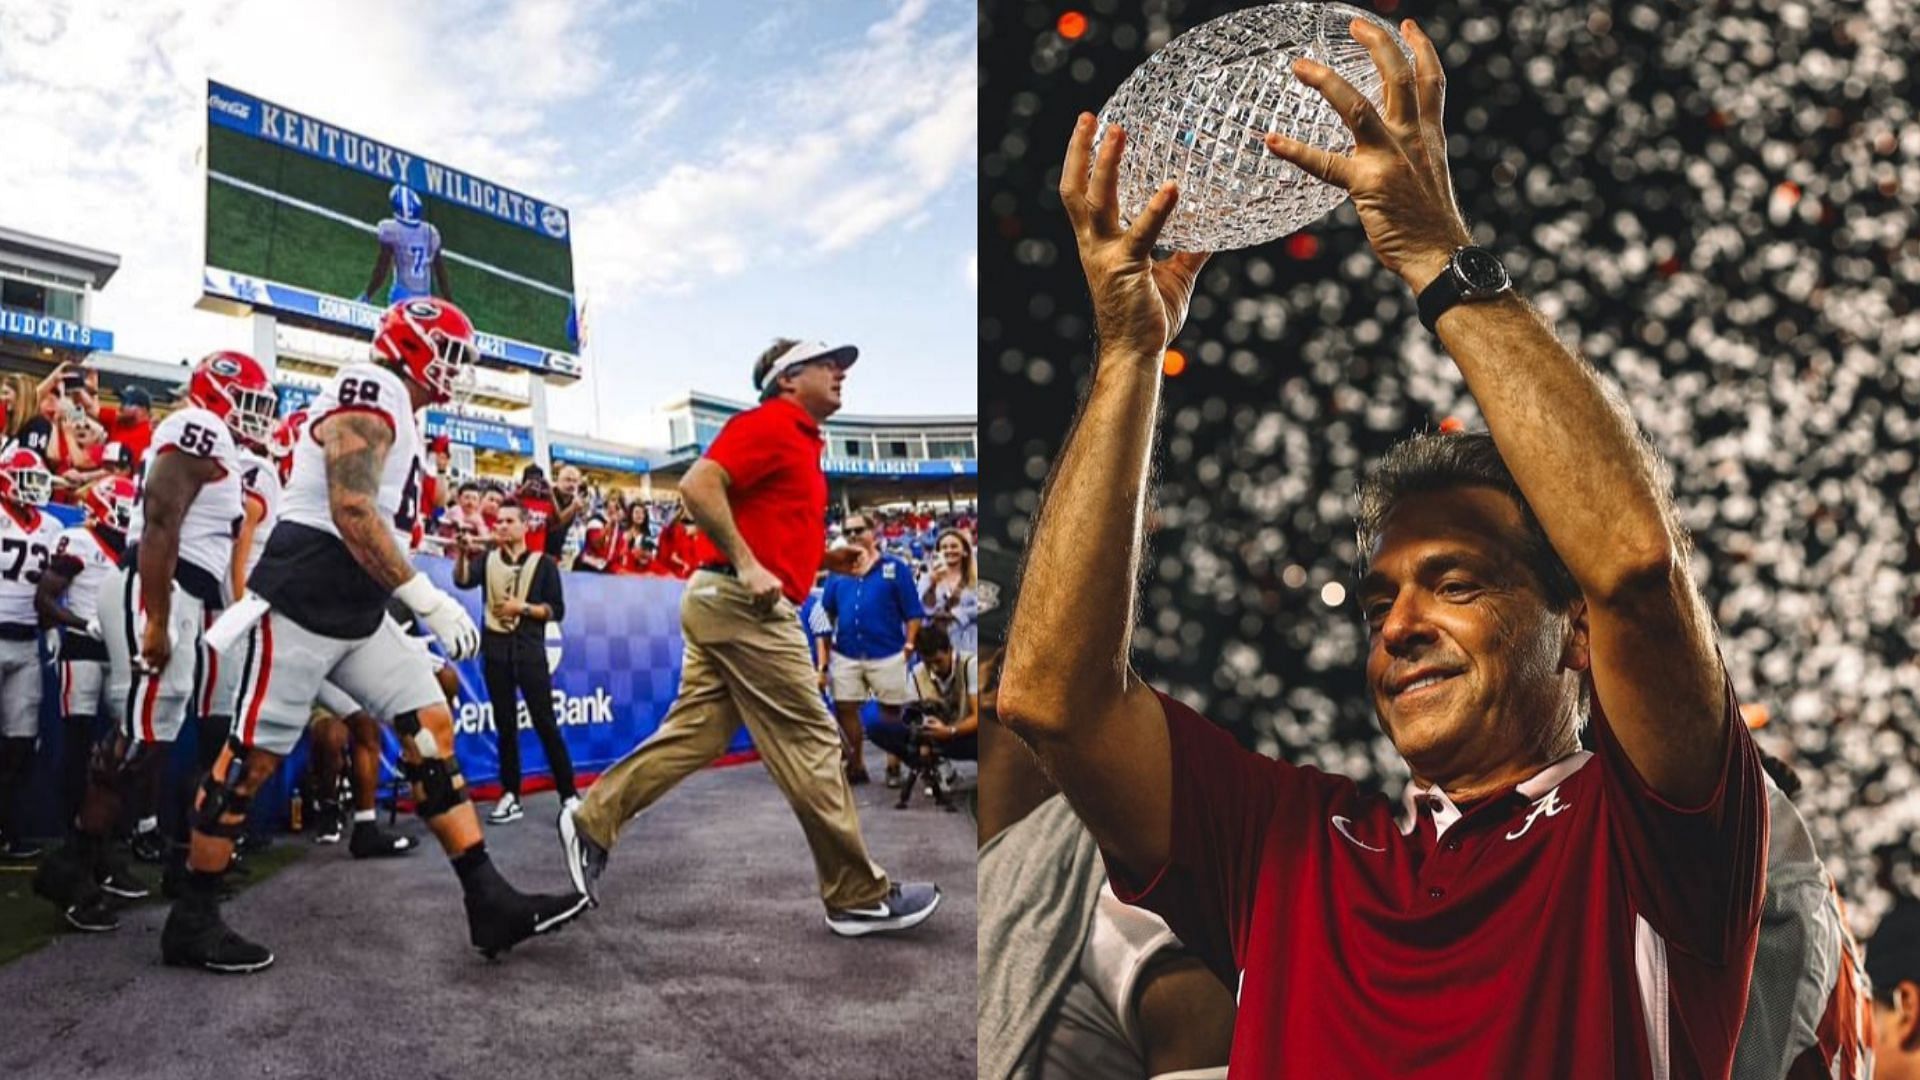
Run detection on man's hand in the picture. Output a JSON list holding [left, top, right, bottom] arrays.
[[922, 719, 955, 742], [493, 597, 526, 620], [739, 564, 784, 610], [393, 573, 481, 660], [821, 545, 869, 576], [1061, 113, 1210, 360], [1263, 19, 1470, 291], [139, 615, 171, 674]]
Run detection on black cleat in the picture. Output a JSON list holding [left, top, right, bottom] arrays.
[[63, 894, 120, 933], [1, 835, 44, 861], [464, 881, 589, 959], [349, 821, 418, 859], [557, 804, 608, 908], [312, 802, 344, 845], [128, 829, 167, 864], [162, 900, 274, 974], [95, 845, 151, 895]]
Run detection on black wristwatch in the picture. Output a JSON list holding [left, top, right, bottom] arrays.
[[1416, 246, 1512, 333]]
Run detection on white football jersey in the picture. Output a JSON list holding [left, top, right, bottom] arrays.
[[280, 362, 426, 548], [51, 524, 121, 624], [127, 406, 244, 594], [0, 504, 62, 626], [235, 446, 282, 579]]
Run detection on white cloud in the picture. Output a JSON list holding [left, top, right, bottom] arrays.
[[570, 0, 975, 297]]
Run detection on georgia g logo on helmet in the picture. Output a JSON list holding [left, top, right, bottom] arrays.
[[208, 354, 243, 379]]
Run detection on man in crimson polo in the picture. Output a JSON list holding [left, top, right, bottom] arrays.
[[1000, 21, 1768, 1078], [560, 338, 942, 937]]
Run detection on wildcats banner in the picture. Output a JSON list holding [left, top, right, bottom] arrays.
[[206, 82, 568, 241]]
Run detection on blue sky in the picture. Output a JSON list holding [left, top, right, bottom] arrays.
[[0, 0, 976, 439]]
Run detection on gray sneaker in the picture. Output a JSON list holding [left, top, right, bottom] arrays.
[[557, 804, 608, 908], [825, 882, 941, 938], [487, 794, 523, 825]]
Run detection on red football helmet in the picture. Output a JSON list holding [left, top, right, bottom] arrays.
[[0, 446, 52, 508], [271, 410, 307, 484], [188, 351, 278, 448], [82, 475, 137, 531], [373, 298, 477, 405]]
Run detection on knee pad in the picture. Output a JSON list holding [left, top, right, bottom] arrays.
[[190, 738, 255, 840], [400, 755, 469, 819], [401, 749, 468, 814], [392, 710, 468, 819]]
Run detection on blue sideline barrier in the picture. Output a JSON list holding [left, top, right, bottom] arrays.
[[12, 555, 792, 837]]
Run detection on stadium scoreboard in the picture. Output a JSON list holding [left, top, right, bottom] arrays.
[[201, 81, 581, 381]]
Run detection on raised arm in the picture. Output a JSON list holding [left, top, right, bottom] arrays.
[[1267, 19, 1725, 804], [996, 115, 1209, 877]]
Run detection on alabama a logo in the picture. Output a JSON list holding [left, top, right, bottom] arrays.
[[1506, 786, 1570, 840]]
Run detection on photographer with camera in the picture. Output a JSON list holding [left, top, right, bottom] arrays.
[[865, 623, 977, 795]]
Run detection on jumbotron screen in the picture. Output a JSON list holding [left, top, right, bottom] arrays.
[[201, 81, 580, 379]]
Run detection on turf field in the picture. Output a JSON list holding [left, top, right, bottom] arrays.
[[0, 746, 977, 1079]]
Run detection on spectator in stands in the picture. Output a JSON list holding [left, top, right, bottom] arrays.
[[822, 512, 924, 784], [452, 499, 576, 825], [514, 463, 558, 555], [96, 385, 153, 465], [0, 374, 31, 444], [47, 412, 108, 503], [547, 464, 588, 556], [576, 490, 626, 573], [920, 528, 979, 655], [479, 484, 504, 530], [11, 368, 70, 459], [424, 434, 452, 517], [1869, 897, 1920, 1079], [615, 538, 656, 576], [97, 441, 134, 478], [442, 481, 487, 539]]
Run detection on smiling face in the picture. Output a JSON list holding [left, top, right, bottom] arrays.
[[1358, 486, 1588, 791], [939, 532, 968, 568]]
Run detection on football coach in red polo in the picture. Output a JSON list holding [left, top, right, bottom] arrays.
[[999, 18, 1768, 1079]]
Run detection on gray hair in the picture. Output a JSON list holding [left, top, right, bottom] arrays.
[[1353, 431, 1581, 610]]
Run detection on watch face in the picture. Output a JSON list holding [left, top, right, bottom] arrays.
[[1454, 247, 1509, 293]]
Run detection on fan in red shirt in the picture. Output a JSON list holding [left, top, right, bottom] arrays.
[[1000, 20, 1768, 1080]]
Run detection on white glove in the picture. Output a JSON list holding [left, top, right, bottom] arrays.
[[83, 616, 102, 640], [393, 573, 479, 661]]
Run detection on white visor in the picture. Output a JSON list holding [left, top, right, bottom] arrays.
[[760, 340, 858, 390]]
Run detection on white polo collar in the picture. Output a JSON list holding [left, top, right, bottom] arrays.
[[1395, 750, 1594, 839]]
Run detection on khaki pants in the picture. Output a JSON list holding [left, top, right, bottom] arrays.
[[575, 571, 891, 911]]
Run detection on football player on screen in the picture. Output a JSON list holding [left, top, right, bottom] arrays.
[[358, 184, 451, 307]]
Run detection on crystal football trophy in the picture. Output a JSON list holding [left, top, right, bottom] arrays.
[[1094, 3, 1413, 253]]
